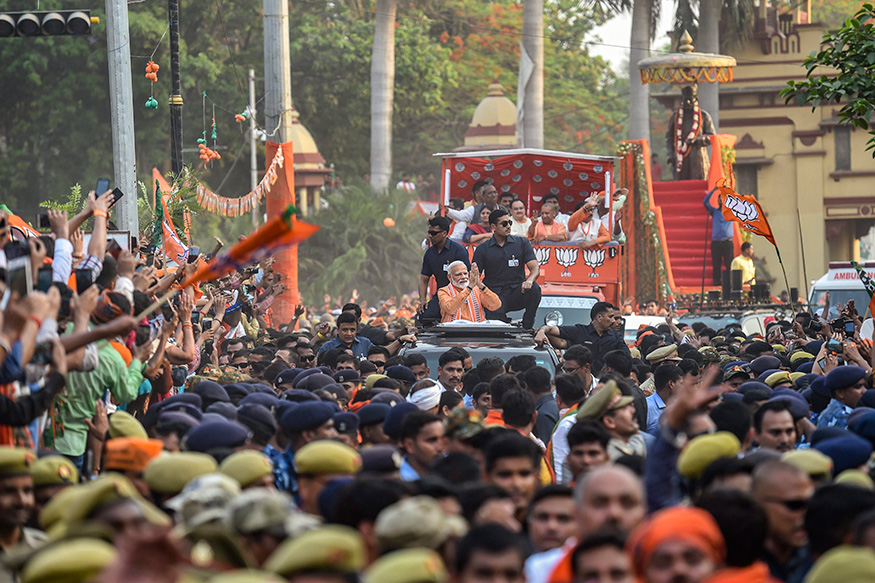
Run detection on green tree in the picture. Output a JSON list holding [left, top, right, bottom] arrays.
[[298, 186, 425, 305], [782, 3, 875, 156]]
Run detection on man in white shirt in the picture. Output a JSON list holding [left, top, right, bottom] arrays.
[[509, 199, 533, 237], [445, 183, 499, 224], [542, 193, 570, 227]]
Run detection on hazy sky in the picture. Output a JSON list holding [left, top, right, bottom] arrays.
[[588, 1, 676, 73]]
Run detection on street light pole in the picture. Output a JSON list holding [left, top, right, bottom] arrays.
[[168, 0, 183, 176], [249, 68, 258, 229], [104, 0, 138, 234]]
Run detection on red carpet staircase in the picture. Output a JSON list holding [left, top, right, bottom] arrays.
[[651, 180, 713, 292]]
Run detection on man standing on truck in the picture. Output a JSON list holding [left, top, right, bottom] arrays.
[[703, 187, 734, 285], [731, 242, 757, 287], [417, 216, 470, 324], [472, 208, 542, 330], [437, 261, 501, 323], [443, 182, 499, 225], [534, 301, 629, 375]]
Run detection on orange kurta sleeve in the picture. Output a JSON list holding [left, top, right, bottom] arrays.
[[568, 206, 590, 232], [479, 286, 502, 311], [593, 224, 611, 246]]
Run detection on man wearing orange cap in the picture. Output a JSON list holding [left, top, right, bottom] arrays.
[[103, 438, 165, 498], [627, 506, 726, 583]]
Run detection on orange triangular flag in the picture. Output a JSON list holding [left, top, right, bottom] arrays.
[[716, 180, 776, 248]]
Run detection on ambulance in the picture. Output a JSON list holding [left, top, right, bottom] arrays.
[[808, 262, 875, 320]]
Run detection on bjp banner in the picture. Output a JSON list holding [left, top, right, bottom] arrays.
[[716, 181, 776, 248], [156, 184, 189, 265]]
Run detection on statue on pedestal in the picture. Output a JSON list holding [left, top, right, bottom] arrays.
[[666, 85, 716, 180]]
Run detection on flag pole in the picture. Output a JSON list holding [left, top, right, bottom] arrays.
[[796, 209, 810, 306], [137, 288, 179, 320], [775, 246, 792, 305]]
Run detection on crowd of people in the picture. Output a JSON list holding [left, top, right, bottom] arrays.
[[441, 181, 626, 248], [3, 188, 875, 583]]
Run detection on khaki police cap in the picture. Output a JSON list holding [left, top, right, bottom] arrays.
[[576, 381, 634, 421], [375, 496, 468, 551], [646, 344, 681, 364], [108, 410, 148, 439], [364, 548, 449, 583], [790, 351, 815, 363], [677, 432, 741, 479], [264, 525, 365, 577], [765, 371, 793, 388], [47, 473, 170, 539], [805, 545, 875, 583], [30, 455, 78, 488], [39, 485, 80, 531], [295, 440, 362, 476], [225, 488, 297, 535], [782, 449, 833, 479], [219, 450, 273, 488], [0, 447, 36, 477], [144, 452, 219, 495], [209, 570, 285, 583], [835, 469, 875, 490], [22, 538, 116, 583], [365, 374, 388, 390]]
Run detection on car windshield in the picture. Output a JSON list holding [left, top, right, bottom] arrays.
[[810, 289, 871, 321], [677, 314, 742, 331]]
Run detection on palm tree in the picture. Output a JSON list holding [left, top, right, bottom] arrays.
[[629, 0, 656, 141], [370, 0, 397, 192], [697, 0, 757, 129], [519, 0, 544, 148]]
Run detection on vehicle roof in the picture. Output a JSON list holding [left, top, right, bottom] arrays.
[[401, 323, 559, 371], [433, 147, 618, 162]]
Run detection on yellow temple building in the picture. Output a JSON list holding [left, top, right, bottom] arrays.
[[456, 81, 518, 152], [655, 1, 875, 295]]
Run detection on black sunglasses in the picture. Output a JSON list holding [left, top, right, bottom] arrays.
[[498, 220, 512, 227], [371, 361, 386, 367], [300, 354, 315, 361], [763, 497, 809, 512], [427, 230, 444, 236]]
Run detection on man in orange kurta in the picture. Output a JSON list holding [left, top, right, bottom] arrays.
[[437, 261, 501, 323]]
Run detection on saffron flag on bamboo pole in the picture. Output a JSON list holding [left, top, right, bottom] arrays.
[[179, 205, 318, 289], [156, 181, 189, 265], [716, 180, 776, 248], [851, 261, 875, 318]]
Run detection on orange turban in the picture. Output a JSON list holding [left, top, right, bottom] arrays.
[[103, 438, 164, 472], [627, 507, 725, 578]]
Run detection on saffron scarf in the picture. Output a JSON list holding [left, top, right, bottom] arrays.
[[447, 284, 484, 322]]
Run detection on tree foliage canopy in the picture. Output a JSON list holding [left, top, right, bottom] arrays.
[[782, 3, 875, 155]]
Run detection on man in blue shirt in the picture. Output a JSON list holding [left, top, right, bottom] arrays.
[[645, 363, 683, 436], [817, 365, 867, 429], [703, 187, 734, 285], [472, 208, 541, 329], [418, 216, 470, 324], [318, 312, 415, 359], [317, 312, 374, 358]]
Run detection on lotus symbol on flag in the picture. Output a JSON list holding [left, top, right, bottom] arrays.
[[724, 194, 759, 222], [583, 248, 606, 277], [534, 246, 551, 266], [556, 247, 579, 277]]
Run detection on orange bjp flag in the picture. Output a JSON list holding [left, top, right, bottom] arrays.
[[179, 205, 318, 290], [159, 191, 189, 265], [716, 180, 776, 248]]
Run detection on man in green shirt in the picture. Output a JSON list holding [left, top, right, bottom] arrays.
[[54, 295, 150, 472]]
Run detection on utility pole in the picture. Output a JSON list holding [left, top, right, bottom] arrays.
[[104, 0, 138, 234], [168, 0, 183, 176], [263, 0, 292, 144], [518, 0, 544, 148], [249, 68, 259, 229]]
